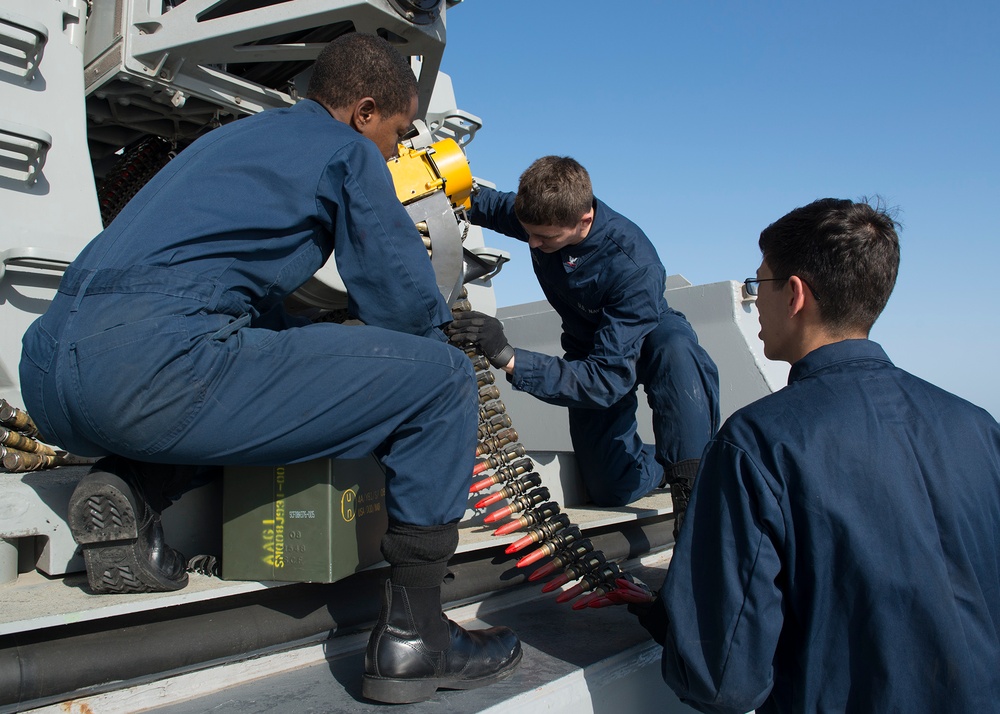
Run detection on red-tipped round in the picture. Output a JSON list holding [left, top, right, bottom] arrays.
[[572, 592, 603, 610], [587, 595, 615, 609], [540, 573, 571, 593], [555, 582, 586, 604], [527, 560, 557, 582], [483, 505, 512, 524], [516, 547, 549, 568], [492, 519, 525, 536], [505, 533, 536, 554], [474, 491, 505, 509], [470, 475, 495, 493], [472, 460, 490, 476]]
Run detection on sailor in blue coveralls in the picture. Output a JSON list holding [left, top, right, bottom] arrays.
[[449, 156, 720, 530], [622, 198, 1000, 713], [18, 34, 521, 704]]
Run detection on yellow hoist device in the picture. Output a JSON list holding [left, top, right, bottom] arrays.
[[294, 137, 492, 312], [387, 138, 473, 210]]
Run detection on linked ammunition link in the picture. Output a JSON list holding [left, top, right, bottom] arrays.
[[0, 400, 63, 472], [474, 472, 542, 509], [1, 426, 56, 456], [505, 513, 570, 555], [475, 427, 518, 457], [0, 399, 96, 473], [97, 136, 178, 227], [527, 538, 594, 581], [493, 501, 561, 536], [451, 298, 636, 610], [1, 444, 60, 471], [472, 444, 526, 476], [516, 525, 582, 565], [0, 399, 39, 438], [482, 486, 549, 524], [555, 563, 623, 605], [469, 354, 491, 372], [478, 384, 502, 403], [479, 399, 507, 420], [477, 413, 513, 440], [541, 552, 606, 593], [470, 457, 534, 493]]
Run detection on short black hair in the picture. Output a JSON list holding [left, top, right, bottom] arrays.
[[306, 33, 417, 118], [514, 156, 594, 227], [759, 197, 901, 334]]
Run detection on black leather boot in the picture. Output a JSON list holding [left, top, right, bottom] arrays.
[[667, 458, 701, 540], [67, 456, 189, 593], [362, 581, 523, 704]]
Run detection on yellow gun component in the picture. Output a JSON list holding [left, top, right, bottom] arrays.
[[387, 138, 473, 209]]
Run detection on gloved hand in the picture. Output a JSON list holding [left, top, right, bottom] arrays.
[[585, 576, 667, 645], [628, 598, 668, 646], [447, 311, 515, 369]]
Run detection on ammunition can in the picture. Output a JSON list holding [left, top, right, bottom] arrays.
[[222, 456, 387, 583]]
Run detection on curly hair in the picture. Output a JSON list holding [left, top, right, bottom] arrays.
[[306, 33, 417, 118]]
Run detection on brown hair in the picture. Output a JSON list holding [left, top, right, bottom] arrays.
[[514, 156, 594, 227]]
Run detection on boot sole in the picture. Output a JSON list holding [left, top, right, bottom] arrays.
[[68, 472, 140, 544], [68, 471, 188, 594], [361, 647, 523, 704]]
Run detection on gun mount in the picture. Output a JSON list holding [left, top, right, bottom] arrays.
[[0, 2, 784, 710]]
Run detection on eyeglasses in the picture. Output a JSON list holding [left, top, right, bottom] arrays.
[[744, 277, 821, 300], [743, 278, 783, 296]]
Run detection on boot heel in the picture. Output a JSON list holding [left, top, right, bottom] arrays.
[[82, 547, 149, 594], [362, 675, 438, 704], [68, 460, 190, 594], [68, 478, 140, 545]]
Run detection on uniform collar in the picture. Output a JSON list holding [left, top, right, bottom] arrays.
[[787, 339, 893, 385], [295, 98, 330, 116], [556, 199, 604, 272]]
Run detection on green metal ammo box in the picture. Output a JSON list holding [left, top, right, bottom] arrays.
[[221, 456, 387, 583]]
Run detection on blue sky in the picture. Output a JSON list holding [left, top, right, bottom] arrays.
[[440, 1, 999, 419]]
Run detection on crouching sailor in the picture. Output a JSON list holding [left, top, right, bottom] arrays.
[[18, 33, 521, 704]]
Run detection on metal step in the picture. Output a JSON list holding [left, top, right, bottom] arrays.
[[0, 490, 676, 712], [21, 553, 699, 714], [0, 488, 674, 636]]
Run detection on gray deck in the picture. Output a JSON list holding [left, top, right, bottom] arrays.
[[135, 559, 697, 714]]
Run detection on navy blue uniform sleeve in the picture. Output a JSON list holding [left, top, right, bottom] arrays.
[[317, 141, 452, 340], [468, 186, 528, 242], [471, 186, 664, 407], [510, 265, 662, 408], [658, 437, 785, 714]]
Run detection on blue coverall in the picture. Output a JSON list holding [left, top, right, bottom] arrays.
[[19, 99, 477, 527], [469, 187, 720, 506], [658, 340, 1000, 713]]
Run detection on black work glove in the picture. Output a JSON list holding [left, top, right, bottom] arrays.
[[592, 575, 667, 646], [628, 594, 668, 646], [447, 311, 515, 368]]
